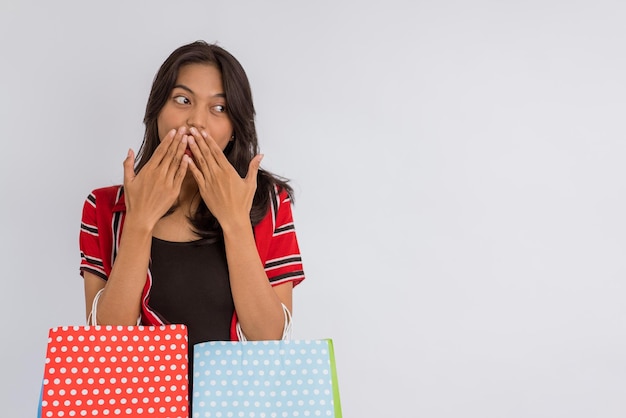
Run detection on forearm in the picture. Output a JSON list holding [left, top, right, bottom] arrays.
[[92, 219, 153, 325], [223, 221, 287, 340]]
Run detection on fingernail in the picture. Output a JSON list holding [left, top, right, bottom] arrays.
[[190, 127, 197, 134], [178, 126, 186, 134], [201, 131, 208, 138]]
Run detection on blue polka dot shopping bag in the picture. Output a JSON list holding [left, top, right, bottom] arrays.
[[192, 339, 342, 417]]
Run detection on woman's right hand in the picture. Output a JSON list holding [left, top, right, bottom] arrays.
[[122, 127, 189, 230]]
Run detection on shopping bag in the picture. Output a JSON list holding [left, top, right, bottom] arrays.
[[192, 339, 342, 417], [39, 324, 190, 417]]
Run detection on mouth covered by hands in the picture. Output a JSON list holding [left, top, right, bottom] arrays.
[[184, 127, 263, 230]]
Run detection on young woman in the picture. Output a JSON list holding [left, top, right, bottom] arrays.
[[79, 41, 305, 348]]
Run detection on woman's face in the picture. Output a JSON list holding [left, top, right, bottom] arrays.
[[157, 63, 233, 151]]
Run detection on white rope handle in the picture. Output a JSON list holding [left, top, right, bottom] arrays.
[[236, 303, 292, 341], [87, 288, 105, 326], [87, 288, 141, 326]]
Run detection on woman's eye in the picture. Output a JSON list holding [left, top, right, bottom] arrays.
[[213, 105, 226, 113], [174, 96, 190, 105]]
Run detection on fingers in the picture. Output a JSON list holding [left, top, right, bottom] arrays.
[[245, 154, 263, 185], [123, 148, 136, 186], [184, 154, 203, 184], [166, 133, 189, 180], [138, 127, 188, 185], [187, 128, 212, 171], [172, 152, 190, 188], [189, 128, 232, 169], [147, 127, 189, 173], [160, 127, 187, 175], [145, 128, 178, 168], [200, 130, 226, 166]]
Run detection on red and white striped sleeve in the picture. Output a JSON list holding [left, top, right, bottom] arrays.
[[256, 187, 305, 287], [79, 191, 107, 280]]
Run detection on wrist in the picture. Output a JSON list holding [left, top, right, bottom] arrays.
[[220, 217, 253, 237], [122, 213, 155, 237]]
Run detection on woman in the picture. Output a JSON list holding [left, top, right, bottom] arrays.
[[79, 41, 305, 348]]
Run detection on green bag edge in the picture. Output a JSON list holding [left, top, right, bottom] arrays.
[[325, 339, 343, 417]]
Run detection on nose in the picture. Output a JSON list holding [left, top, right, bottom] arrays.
[[186, 106, 207, 131]]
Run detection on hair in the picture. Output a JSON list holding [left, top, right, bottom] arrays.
[[136, 40, 292, 239]]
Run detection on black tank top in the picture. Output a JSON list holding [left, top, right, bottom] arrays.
[[148, 237, 234, 345]]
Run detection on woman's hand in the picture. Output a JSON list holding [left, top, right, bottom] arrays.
[[185, 127, 262, 231], [123, 127, 189, 230]]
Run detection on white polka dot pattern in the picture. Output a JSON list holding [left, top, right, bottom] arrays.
[[41, 325, 189, 418], [192, 340, 338, 417]]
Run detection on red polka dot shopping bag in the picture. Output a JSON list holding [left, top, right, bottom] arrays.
[[38, 324, 189, 418], [191, 339, 342, 417]]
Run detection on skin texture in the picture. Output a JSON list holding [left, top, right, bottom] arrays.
[[83, 63, 293, 340]]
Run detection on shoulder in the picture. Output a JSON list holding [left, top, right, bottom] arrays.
[[80, 185, 124, 242], [257, 169, 293, 204], [272, 185, 292, 206], [88, 185, 123, 200], [84, 185, 124, 209], [275, 185, 292, 201]]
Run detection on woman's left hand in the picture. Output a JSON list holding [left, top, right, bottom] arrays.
[[185, 127, 262, 230]]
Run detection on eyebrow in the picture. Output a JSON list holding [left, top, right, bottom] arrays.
[[173, 84, 225, 98]]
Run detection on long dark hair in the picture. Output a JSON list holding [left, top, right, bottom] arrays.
[[136, 40, 292, 239]]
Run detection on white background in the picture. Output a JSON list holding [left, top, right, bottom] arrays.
[[1, 1, 625, 417]]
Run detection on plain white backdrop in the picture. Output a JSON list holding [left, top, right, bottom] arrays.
[[1, 1, 625, 416]]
